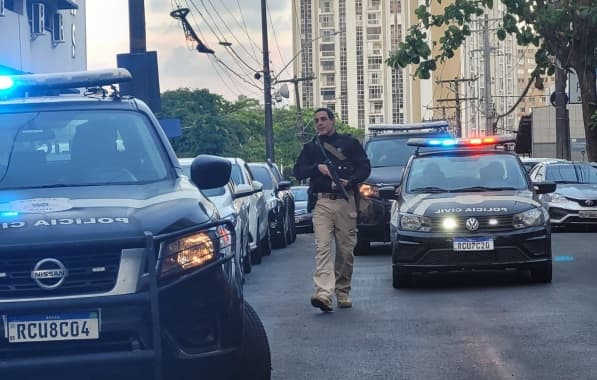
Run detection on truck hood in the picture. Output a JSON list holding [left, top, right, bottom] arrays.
[[555, 184, 597, 199], [0, 178, 216, 246], [365, 166, 404, 187], [400, 190, 540, 217]]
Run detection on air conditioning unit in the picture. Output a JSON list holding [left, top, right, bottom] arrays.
[[31, 2, 45, 35], [0, 0, 5, 17], [52, 13, 64, 43]]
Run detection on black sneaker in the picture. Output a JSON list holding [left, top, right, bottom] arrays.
[[310, 296, 333, 312]]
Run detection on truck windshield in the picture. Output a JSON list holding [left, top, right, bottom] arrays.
[[0, 110, 169, 189]]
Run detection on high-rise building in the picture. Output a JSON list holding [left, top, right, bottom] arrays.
[[292, 0, 462, 132], [0, 0, 86, 74]]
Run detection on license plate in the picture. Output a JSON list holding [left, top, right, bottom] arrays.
[[579, 210, 597, 218], [3, 311, 100, 343], [453, 237, 494, 251]]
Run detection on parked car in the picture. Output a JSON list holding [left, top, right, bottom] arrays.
[[290, 185, 313, 232], [180, 158, 253, 274], [266, 160, 297, 242], [356, 121, 454, 255], [226, 157, 271, 264], [529, 161, 597, 228], [0, 69, 271, 379], [248, 162, 292, 249], [519, 156, 567, 173]]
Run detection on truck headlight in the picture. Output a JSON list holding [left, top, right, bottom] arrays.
[[399, 213, 431, 232], [359, 183, 380, 198], [160, 225, 233, 277], [513, 208, 544, 229], [544, 193, 568, 203]]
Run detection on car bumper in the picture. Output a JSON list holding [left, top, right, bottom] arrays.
[[357, 197, 391, 242], [294, 213, 312, 229], [392, 227, 551, 271], [0, 259, 243, 378], [548, 205, 597, 226]]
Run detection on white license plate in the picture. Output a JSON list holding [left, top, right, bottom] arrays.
[[453, 237, 494, 251], [579, 210, 597, 218], [4, 311, 100, 343]]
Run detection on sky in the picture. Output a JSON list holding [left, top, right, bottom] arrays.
[[86, 0, 294, 102]]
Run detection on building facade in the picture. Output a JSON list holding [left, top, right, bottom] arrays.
[[0, 0, 85, 74]]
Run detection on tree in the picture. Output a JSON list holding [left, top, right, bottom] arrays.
[[388, 0, 597, 161]]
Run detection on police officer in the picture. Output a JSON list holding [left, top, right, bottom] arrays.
[[294, 108, 371, 312]]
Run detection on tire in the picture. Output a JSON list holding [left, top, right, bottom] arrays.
[[393, 267, 414, 289], [284, 207, 293, 245], [233, 301, 272, 380], [353, 238, 370, 256], [530, 261, 552, 283], [260, 226, 272, 256], [289, 204, 297, 243], [272, 214, 288, 249], [251, 226, 263, 265]]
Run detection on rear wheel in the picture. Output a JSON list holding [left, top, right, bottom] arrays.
[[260, 226, 272, 256], [353, 238, 370, 256], [393, 267, 414, 289], [233, 301, 271, 380], [251, 227, 263, 265], [272, 214, 288, 249], [530, 261, 552, 283], [242, 236, 252, 274]]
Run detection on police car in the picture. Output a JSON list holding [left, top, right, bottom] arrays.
[[0, 70, 271, 379], [379, 136, 557, 288]]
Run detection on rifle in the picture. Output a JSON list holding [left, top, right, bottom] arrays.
[[315, 134, 350, 201]]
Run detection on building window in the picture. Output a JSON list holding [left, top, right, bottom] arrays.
[[322, 73, 335, 87], [369, 72, 381, 85], [370, 101, 383, 113], [369, 85, 383, 99], [321, 59, 335, 72], [319, 14, 334, 28], [322, 89, 336, 101], [320, 44, 335, 57], [368, 56, 382, 70], [366, 26, 381, 40], [320, 0, 333, 13], [367, 13, 379, 25]]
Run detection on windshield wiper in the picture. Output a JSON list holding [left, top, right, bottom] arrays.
[[451, 186, 518, 192], [409, 186, 449, 193], [0, 184, 71, 190]]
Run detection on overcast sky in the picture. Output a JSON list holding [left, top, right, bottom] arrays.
[[86, 0, 293, 101]]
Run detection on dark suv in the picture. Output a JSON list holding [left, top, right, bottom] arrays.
[[0, 70, 270, 380], [355, 121, 453, 255]]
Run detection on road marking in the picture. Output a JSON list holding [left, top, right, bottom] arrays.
[[554, 255, 574, 262]]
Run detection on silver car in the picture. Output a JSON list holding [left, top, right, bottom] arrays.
[[529, 161, 597, 227], [180, 158, 254, 274]]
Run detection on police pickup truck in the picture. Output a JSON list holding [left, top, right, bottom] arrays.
[[0, 70, 270, 379], [379, 136, 556, 288]]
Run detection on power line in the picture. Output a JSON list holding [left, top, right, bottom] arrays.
[[266, 0, 286, 71]]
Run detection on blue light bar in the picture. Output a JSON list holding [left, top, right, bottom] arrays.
[[408, 135, 516, 148], [0, 76, 15, 91], [0, 211, 19, 218]]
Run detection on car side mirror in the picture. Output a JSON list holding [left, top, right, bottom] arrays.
[[191, 155, 231, 190], [278, 180, 292, 191], [233, 183, 254, 199], [252, 180, 263, 192], [379, 186, 398, 200], [533, 181, 556, 194]]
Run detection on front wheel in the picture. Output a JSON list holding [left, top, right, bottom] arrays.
[[233, 301, 272, 380]]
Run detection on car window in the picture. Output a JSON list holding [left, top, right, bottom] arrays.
[[203, 186, 226, 197], [406, 154, 528, 192], [230, 164, 245, 185], [291, 187, 308, 201], [0, 110, 169, 189], [546, 164, 597, 184], [250, 166, 274, 189], [366, 131, 451, 168]]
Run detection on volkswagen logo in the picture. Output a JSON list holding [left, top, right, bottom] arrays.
[[465, 218, 479, 231], [31, 258, 68, 290], [584, 200, 595, 207]]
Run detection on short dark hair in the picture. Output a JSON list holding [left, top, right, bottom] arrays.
[[314, 107, 335, 120]]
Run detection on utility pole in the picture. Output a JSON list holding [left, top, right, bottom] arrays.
[[555, 66, 571, 160], [436, 77, 477, 137], [261, 0, 274, 162], [483, 14, 493, 135]]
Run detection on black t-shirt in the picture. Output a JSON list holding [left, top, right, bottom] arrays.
[[293, 132, 371, 194]]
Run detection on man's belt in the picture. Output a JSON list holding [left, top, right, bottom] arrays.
[[317, 192, 353, 200]]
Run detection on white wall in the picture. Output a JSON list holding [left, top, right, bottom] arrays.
[[531, 104, 587, 161]]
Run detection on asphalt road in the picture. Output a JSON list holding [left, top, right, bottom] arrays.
[[244, 229, 597, 380]]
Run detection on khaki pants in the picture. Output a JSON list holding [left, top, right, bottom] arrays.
[[312, 195, 357, 302]]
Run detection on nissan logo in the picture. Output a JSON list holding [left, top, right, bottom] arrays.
[[465, 218, 480, 231], [31, 258, 68, 290]]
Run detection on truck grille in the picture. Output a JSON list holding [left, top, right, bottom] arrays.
[[429, 215, 514, 233], [0, 249, 121, 299]]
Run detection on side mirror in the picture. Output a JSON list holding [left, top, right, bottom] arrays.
[[233, 183, 254, 199], [190, 155, 231, 190], [252, 180, 263, 192], [278, 180, 292, 191], [533, 181, 556, 194], [379, 186, 398, 200]]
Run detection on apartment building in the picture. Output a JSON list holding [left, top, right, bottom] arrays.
[[0, 0, 86, 74]]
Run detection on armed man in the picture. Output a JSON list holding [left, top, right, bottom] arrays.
[[294, 107, 371, 312]]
